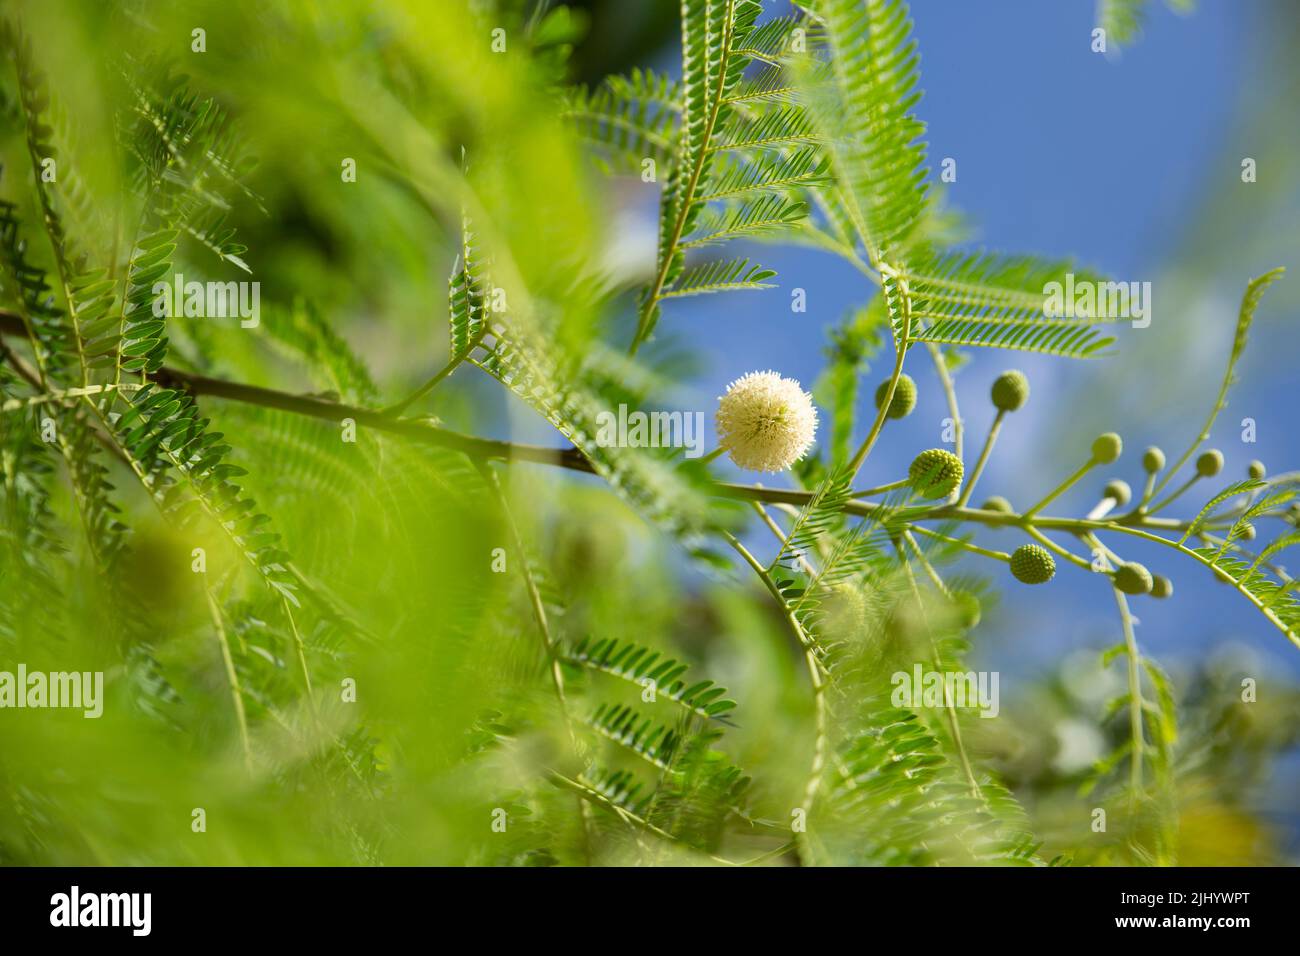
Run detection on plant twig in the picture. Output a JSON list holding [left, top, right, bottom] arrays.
[[897, 536, 981, 798], [958, 409, 1005, 507], [724, 530, 827, 863], [1112, 586, 1145, 803]]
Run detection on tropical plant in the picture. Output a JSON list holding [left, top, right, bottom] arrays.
[[0, 0, 1292, 867]]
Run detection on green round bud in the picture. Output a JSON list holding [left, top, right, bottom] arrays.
[[950, 590, 982, 630], [1248, 460, 1266, 481], [908, 448, 964, 499], [1240, 521, 1257, 541], [1196, 449, 1224, 477], [1113, 561, 1153, 596], [1151, 575, 1173, 599], [1103, 479, 1132, 507], [874, 374, 917, 419], [981, 495, 1014, 514], [1142, 446, 1166, 473], [1010, 544, 1056, 585], [1091, 433, 1122, 465], [991, 370, 1030, 413]]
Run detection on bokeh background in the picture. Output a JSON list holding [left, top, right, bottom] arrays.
[[2, 0, 1297, 865]]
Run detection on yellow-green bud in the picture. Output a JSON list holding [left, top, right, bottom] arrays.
[[1091, 432, 1122, 465], [1248, 460, 1266, 481], [1239, 522, 1257, 541], [1114, 561, 1153, 595], [908, 448, 964, 499], [1010, 544, 1056, 584], [1103, 479, 1132, 507], [991, 370, 1030, 412], [874, 374, 917, 419], [1142, 446, 1165, 473], [1196, 449, 1224, 477], [981, 495, 1014, 514], [1151, 575, 1173, 599]]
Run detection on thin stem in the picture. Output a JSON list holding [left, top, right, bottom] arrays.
[[0, 342, 41, 391], [724, 530, 827, 862], [902, 530, 951, 597], [737, 841, 797, 867], [0, 382, 142, 412], [1147, 473, 1201, 515], [380, 337, 481, 417], [1085, 493, 1120, 521], [481, 466, 574, 729], [1024, 458, 1096, 519], [896, 540, 981, 798], [205, 586, 253, 775], [847, 272, 911, 478], [908, 524, 1010, 563], [482, 464, 594, 859], [1024, 525, 1094, 572], [925, 342, 962, 464], [114, 187, 160, 389], [1113, 587, 1145, 803], [546, 770, 737, 866], [850, 477, 908, 497], [750, 500, 816, 577], [847, 356, 899, 478], [282, 596, 318, 726], [1081, 530, 1123, 568], [1104, 523, 1300, 651], [1148, 284, 1252, 497], [957, 409, 1005, 507], [847, 349, 902, 477], [0, 306, 50, 390], [1138, 469, 1159, 509]]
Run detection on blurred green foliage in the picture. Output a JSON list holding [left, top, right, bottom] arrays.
[[0, 0, 1295, 867]]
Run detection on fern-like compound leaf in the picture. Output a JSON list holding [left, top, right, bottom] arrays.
[[796, 0, 929, 266]]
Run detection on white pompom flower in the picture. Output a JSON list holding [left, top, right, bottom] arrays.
[[715, 370, 818, 473]]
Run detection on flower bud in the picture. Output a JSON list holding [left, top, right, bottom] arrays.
[[981, 496, 1013, 514], [1248, 460, 1266, 481], [1142, 446, 1165, 473], [1103, 479, 1132, 507], [908, 448, 964, 499], [1151, 575, 1173, 599], [991, 370, 1030, 413], [874, 374, 917, 420], [1010, 544, 1055, 584], [1113, 561, 1153, 595], [716, 371, 818, 473], [1091, 432, 1122, 465], [1196, 449, 1224, 477]]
